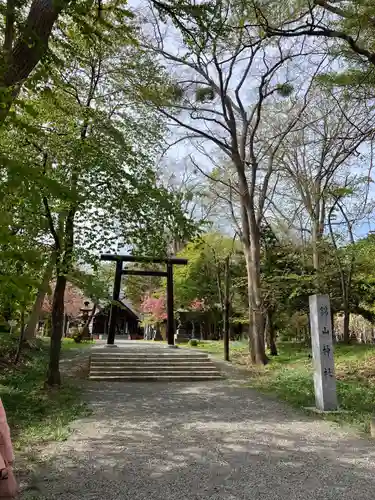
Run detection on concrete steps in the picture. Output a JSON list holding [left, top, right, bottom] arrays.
[[88, 375, 222, 381], [90, 368, 219, 377], [89, 347, 222, 382], [90, 365, 217, 371]]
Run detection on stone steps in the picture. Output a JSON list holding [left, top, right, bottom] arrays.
[[89, 375, 222, 382], [90, 364, 216, 370], [90, 362, 217, 368], [90, 362, 213, 368], [89, 347, 222, 382], [90, 357, 210, 362], [90, 352, 208, 358], [90, 367, 219, 375]]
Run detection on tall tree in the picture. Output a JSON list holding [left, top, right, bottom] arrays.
[[0, 6, 196, 385], [141, 1, 323, 363], [271, 90, 373, 272], [256, 1, 375, 69], [0, 0, 214, 123], [0, 0, 70, 121]]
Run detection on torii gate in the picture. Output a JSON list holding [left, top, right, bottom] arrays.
[[100, 254, 188, 346]]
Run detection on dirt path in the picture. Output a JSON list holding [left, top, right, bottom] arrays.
[[19, 357, 375, 500]]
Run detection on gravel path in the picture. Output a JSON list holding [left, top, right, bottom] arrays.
[[21, 367, 375, 499]]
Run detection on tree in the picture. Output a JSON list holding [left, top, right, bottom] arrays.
[[43, 282, 87, 320], [0, 0, 131, 122], [0, 6, 198, 385], [256, 1, 375, 69], [0, 175, 49, 332], [141, 1, 321, 363], [125, 262, 164, 311], [0, 0, 215, 123], [161, 160, 218, 253], [0, 0, 69, 121], [271, 90, 373, 273], [327, 176, 375, 342], [140, 295, 167, 324], [172, 232, 244, 353], [23, 256, 54, 340], [173, 234, 235, 308]]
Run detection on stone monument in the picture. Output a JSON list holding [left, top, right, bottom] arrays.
[[309, 294, 338, 411], [79, 301, 92, 341], [174, 308, 190, 343]]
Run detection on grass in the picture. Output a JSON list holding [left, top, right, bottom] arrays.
[[190, 340, 375, 433], [0, 336, 92, 451], [186, 340, 250, 359]]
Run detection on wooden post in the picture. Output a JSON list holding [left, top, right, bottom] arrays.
[[166, 262, 175, 346], [107, 259, 123, 345]]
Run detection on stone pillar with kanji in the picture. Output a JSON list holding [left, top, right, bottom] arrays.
[[309, 294, 338, 411]]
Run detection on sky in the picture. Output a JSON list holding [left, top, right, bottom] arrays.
[[124, 0, 375, 246]]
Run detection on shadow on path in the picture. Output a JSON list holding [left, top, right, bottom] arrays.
[[22, 379, 375, 500]]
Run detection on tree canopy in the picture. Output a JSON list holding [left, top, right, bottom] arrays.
[[2, 0, 375, 379]]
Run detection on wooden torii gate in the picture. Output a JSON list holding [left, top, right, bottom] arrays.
[[100, 254, 188, 346]]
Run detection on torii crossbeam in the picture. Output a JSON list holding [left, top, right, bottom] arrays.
[[100, 254, 188, 346]]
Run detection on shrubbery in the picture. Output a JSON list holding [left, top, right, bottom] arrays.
[[189, 339, 199, 347]]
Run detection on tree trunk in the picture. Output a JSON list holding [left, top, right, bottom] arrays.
[[223, 256, 230, 362], [244, 243, 268, 365], [244, 246, 256, 361], [269, 327, 278, 356], [311, 186, 325, 273], [239, 194, 267, 364], [83, 303, 97, 330], [47, 273, 66, 386], [331, 309, 336, 343], [249, 216, 268, 365], [14, 309, 25, 365], [343, 305, 350, 344], [0, 0, 67, 123], [24, 258, 53, 340], [266, 309, 278, 356], [328, 200, 355, 345], [311, 219, 320, 272]]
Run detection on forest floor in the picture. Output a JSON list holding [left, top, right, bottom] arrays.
[[190, 340, 375, 433], [0, 337, 92, 452]]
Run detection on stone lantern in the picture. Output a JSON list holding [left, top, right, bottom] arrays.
[[174, 307, 190, 343], [79, 301, 93, 340]]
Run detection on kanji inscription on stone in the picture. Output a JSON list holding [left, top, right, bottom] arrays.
[[322, 345, 331, 356], [320, 305, 328, 316]]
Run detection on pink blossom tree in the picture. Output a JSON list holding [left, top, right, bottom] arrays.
[[140, 295, 167, 323]]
